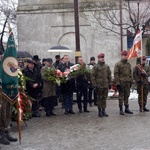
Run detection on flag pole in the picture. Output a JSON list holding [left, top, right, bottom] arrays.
[[140, 26, 144, 112], [16, 99, 22, 144]]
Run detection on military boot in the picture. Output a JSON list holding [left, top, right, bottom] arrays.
[[144, 105, 149, 112], [102, 108, 108, 117], [5, 130, 17, 142], [119, 105, 124, 115], [50, 110, 56, 116], [125, 105, 133, 114], [98, 108, 103, 117], [46, 110, 51, 117], [139, 105, 143, 112], [0, 130, 10, 145]]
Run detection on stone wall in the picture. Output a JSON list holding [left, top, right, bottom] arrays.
[[17, 0, 125, 73]]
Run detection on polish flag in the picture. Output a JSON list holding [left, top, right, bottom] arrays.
[[127, 30, 142, 59]]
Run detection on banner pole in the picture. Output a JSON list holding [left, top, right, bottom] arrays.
[[140, 27, 144, 112], [16, 99, 22, 144]]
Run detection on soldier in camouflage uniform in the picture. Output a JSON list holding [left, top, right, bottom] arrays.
[[133, 56, 150, 112], [91, 53, 111, 117], [0, 52, 17, 145], [114, 50, 133, 115]]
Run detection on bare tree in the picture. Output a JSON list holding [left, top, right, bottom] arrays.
[[81, 0, 150, 37], [0, 0, 18, 53]]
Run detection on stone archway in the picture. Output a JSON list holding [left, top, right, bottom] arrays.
[[58, 32, 87, 63]]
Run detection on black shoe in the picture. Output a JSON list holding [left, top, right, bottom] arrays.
[[89, 103, 93, 107], [50, 112, 56, 116], [0, 136, 10, 145], [46, 112, 51, 117], [120, 110, 125, 115], [102, 108, 108, 117], [125, 105, 133, 114], [98, 108, 103, 117], [79, 109, 83, 113], [64, 110, 69, 114], [68, 110, 75, 114], [144, 107, 149, 112], [125, 109, 133, 114], [84, 110, 90, 113], [32, 112, 41, 117], [5, 131, 17, 142], [119, 105, 124, 115]]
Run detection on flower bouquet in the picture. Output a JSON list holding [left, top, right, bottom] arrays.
[[68, 64, 92, 78], [12, 69, 32, 121], [43, 67, 66, 86]]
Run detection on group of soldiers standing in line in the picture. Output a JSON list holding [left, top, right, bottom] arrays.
[[91, 50, 150, 117], [0, 50, 150, 145]]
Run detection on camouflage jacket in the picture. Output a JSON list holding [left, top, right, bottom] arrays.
[[133, 64, 150, 85], [114, 59, 132, 85], [91, 61, 111, 88]]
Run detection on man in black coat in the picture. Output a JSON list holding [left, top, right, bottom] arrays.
[[22, 59, 42, 117], [88, 56, 97, 106], [58, 55, 75, 114], [76, 57, 89, 113]]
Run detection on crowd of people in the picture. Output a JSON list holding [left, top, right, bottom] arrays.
[[0, 50, 150, 145]]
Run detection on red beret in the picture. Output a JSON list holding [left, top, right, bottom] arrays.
[[142, 56, 146, 60], [121, 50, 128, 56], [98, 53, 105, 58]]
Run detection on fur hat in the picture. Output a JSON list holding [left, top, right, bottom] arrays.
[[90, 57, 95, 61], [46, 58, 53, 63], [32, 55, 41, 61]]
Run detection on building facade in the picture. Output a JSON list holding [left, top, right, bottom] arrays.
[[17, 0, 139, 72]]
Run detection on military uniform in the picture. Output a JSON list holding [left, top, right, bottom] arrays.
[[133, 57, 150, 111], [0, 54, 17, 145], [114, 51, 133, 115], [91, 53, 111, 117]]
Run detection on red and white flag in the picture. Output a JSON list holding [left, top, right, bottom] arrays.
[[127, 30, 142, 59]]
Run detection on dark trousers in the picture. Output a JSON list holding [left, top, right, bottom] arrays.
[[43, 97, 55, 114], [63, 92, 73, 111], [77, 88, 88, 111], [32, 101, 38, 114], [88, 87, 97, 105], [0, 99, 11, 130]]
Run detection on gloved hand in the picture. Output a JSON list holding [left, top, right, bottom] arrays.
[[109, 85, 111, 90], [117, 85, 121, 91], [141, 72, 147, 77], [138, 81, 143, 85], [130, 82, 132, 88]]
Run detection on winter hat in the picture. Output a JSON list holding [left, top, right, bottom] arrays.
[[98, 53, 105, 58], [90, 57, 95, 61], [121, 50, 128, 56]]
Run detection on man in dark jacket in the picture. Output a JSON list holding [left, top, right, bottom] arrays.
[[76, 57, 89, 113], [53, 55, 62, 105], [23, 59, 42, 117], [58, 55, 75, 114], [32, 55, 42, 72], [88, 56, 97, 106], [53, 55, 61, 69]]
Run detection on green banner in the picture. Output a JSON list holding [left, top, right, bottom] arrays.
[[0, 32, 18, 104]]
